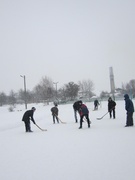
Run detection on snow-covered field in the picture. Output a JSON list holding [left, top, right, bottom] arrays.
[[0, 99, 135, 180]]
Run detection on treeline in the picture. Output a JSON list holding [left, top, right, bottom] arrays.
[[0, 76, 135, 106]]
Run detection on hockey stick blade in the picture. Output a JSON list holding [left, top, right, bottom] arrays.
[[96, 117, 103, 120], [58, 118, 66, 124], [96, 112, 109, 120], [35, 124, 47, 131]]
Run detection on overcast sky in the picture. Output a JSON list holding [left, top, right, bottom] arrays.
[[0, 0, 135, 95]]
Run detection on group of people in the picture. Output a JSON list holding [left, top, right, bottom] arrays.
[[21, 94, 134, 132], [51, 100, 91, 129], [73, 94, 134, 129], [107, 94, 134, 127]]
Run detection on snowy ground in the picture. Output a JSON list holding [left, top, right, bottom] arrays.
[[0, 99, 135, 180]]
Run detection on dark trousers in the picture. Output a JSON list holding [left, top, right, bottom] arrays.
[[126, 112, 134, 126], [109, 109, 115, 118], [53, 115, 59, 123], [24, 120, 31, 132], [80, 114, 90, 127], [94, 105, 98, 110]]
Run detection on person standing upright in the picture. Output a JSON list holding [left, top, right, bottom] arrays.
[[124, 94, 134, 127], [94, 99, 100, 110], [51, 104, 59, 124], [108, 97, 116, 119]]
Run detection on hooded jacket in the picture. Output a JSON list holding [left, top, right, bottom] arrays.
[[124, 94, 134, 113]]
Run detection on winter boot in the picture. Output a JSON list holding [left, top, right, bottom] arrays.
[[79, 126, 82, 129]]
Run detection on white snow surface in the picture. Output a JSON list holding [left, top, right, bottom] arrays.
[[0, 100, 135, 180]]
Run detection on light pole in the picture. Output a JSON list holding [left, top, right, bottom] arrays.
[[53, 82, 58, 99], [20, 75, 27, 109]]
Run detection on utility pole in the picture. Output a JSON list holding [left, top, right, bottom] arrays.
[[20, 75, 27, 109]]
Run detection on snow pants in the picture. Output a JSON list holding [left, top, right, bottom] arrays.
[[52, 115, 59, 123], [109, 109, 115, 119], [24, 120, 31, 132], [126, 112, 134, 126], [80, 114, 90, 128]]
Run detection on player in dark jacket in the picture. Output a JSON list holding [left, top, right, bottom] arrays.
[[78, 101, 90, 129], [51, 104, 59, 124], [22, 107, 36, 132], [73, 100, 82, 123], [94, 99, 100, 110], [124, 94, 134, 127], [108, 97, 116, 119]]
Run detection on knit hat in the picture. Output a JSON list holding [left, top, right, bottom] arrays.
[[32, 107, 36, 110]]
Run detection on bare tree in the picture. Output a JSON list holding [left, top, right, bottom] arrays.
[[8, 90, 17, 106], [0, 92, 7, 106], [100, 91, 110, 99], [123, 79, 135, 97], [128, 79, 135, 97], [58, 88, 67, 103], [78, 79, 95, 100], [33, 76, 54, 103]]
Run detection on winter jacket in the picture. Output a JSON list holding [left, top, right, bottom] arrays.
[[94, 100, 99, 106], [22, 110, 35, 124], [108, 99, 116, 111], [51, 106, 58, 116], [73, 101, 82, 111], [79, 104, 89, 116], [124, 94, 134, 113]]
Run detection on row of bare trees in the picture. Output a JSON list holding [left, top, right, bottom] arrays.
[[0, 77, 135, 106], [0, 76, 95, 106]]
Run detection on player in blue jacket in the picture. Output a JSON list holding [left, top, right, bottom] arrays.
[[124, 94, 134, 127]]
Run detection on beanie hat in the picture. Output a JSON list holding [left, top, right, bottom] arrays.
[[32, 107, 36, 110]]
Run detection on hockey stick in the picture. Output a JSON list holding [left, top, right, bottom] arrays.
[[35, 123, 47, 131], [97, 107, 115, 120], [96, 112, 109, 120], [54, 114, 66, 124]]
